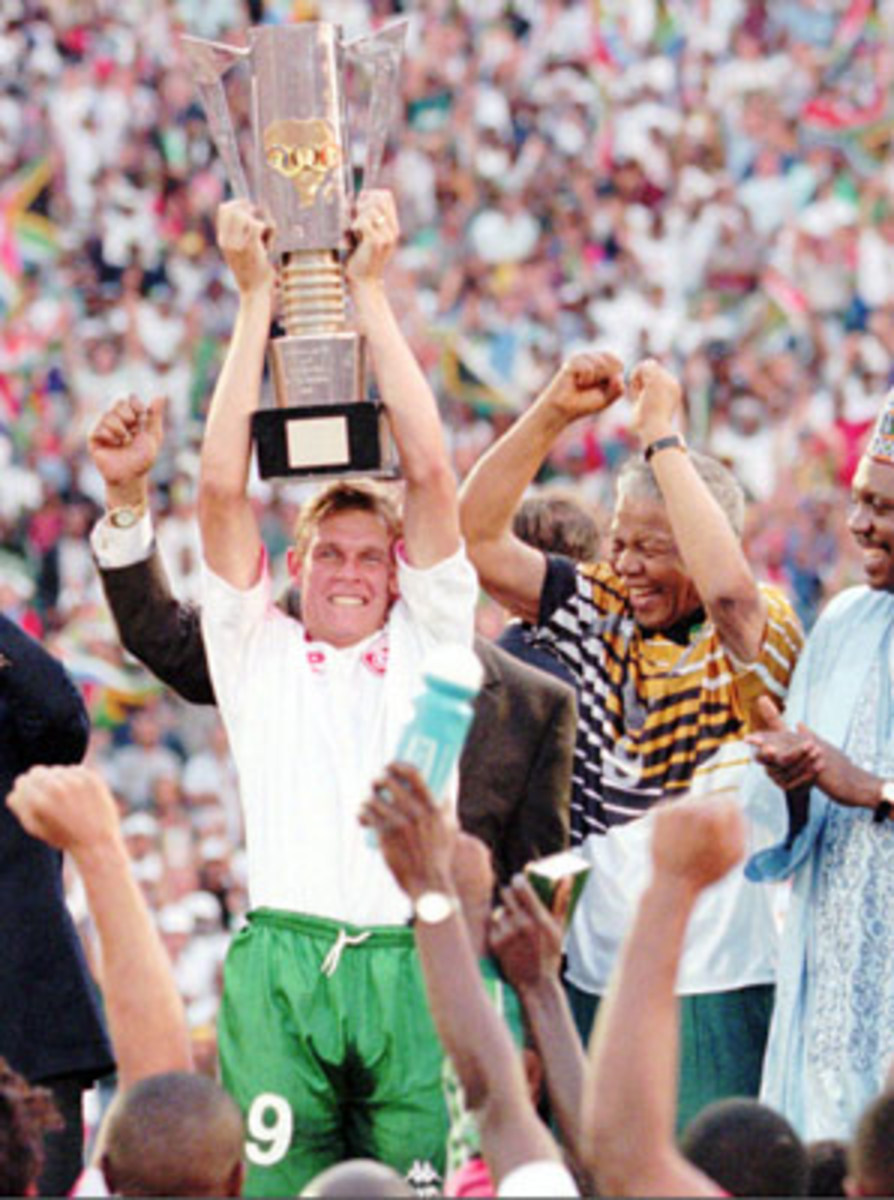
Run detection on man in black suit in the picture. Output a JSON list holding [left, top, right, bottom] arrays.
[[0, 613, 114, 1194], [88, 395, 574, 885]]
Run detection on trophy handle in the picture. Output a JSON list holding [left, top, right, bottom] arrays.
[[181, 35, 253, 202], [345, 20, 408, 190]]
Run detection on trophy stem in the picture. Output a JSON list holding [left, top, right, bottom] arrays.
[[280, 250, 348, 336]]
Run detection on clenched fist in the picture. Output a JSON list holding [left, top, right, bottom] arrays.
[[628, 358, 684, 448], [215, 199, 275, 298], [539, 351, 625, 426]]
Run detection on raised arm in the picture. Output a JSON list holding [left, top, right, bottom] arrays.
[[89, 397, 216, 706], [198, 201, 274, 588], [628, 360, 767, 663], [459, 353, 624, 621], [359, 763, 567, 1190], [0, 615, 88, 767], [346, 191, 457, 567], [489, 875, 587, 1172], [7, 765, 192, 1089], [102, 554, 215, 706], [582, 795, 743, 1198], [87, 393, 164, 521]]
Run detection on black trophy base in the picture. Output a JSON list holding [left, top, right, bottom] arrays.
[[252, 403, 397, 482]]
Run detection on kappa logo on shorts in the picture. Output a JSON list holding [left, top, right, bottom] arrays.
[[405, 1159, 441, 1197]]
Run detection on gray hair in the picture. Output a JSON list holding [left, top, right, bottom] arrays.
[[615, 450, 746, 538]]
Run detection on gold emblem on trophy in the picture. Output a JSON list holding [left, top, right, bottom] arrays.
[[263, 119, 342, 208]]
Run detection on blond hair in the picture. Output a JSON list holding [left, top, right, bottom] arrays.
[[293, 480, 403, 558]]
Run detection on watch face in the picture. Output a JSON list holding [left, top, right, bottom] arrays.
[[882, 782, 894, 805], [415, 892, 456, 925], [110, 508, 137, 530]]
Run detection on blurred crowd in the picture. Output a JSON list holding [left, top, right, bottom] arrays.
[[2, 0, 894, 1071]]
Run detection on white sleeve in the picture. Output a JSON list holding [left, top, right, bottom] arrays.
[[70, 1165, 111, 1197], [498, 1160, 579, 1197], [90, 511, 154, 568], [199, 557, 273, 720], [395, 542, 478, 647]]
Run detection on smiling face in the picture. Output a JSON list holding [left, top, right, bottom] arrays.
[[847, 456, 894, 592], [608, 494, 701, 631], [290, 508, 399, 647]]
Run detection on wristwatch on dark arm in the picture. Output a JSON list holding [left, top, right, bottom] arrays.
[[873, 781, 894, 825]]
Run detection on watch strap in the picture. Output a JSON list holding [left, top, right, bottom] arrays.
[[644, 433, 687, 463], [107, 502, 149, 530]]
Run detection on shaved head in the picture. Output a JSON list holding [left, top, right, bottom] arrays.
[[100, 1072, 244, 1197], [302, 1158, 413, 1196]]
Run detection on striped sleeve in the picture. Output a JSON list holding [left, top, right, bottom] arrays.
[[733, 584, 805, 729]]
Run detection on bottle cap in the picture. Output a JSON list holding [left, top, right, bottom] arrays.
[[422, 643, 484, 695]]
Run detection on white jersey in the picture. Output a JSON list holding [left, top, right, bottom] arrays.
[[200, 546, 477, 926]]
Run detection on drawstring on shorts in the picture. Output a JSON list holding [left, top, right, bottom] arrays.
[[320, 928, 373, 977]]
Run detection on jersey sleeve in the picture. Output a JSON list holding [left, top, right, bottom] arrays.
[[538, 554, 579, 625], [395, 542, 478, 647], [733, 584, 805, 729], [531, 558, 623, 684], [199, 553, 275, 721]]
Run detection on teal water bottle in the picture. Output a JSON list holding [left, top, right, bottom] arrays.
[[394, 644, 484, 800]]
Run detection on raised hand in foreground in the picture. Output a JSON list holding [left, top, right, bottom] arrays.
[[360, 764, 577, 1195], [8, 765, 191, 1088]]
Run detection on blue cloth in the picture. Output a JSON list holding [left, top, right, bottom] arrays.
[[744, 586, 894, 1139]]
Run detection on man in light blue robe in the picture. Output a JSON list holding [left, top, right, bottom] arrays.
[[743, 397, 894, 1142]]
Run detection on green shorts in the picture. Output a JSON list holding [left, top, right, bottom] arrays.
[[218, 908, 448, 1197], [567, 978, 774, 1133]]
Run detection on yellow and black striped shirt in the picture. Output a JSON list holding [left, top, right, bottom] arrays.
[[535, 556, 804, 843]]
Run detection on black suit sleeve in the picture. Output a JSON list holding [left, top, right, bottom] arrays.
[[506, 681, 575, 871], [98, 550, 217, 706], [0, 615, 89, 766], [459, 640, 575, 884]]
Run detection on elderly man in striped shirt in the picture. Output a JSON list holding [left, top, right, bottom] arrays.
[[460, 353, 803, 1128]]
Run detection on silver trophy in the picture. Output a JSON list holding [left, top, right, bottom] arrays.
[[182, 21, 407, 480]]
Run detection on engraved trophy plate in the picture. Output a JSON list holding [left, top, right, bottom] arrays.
[[182, 20, 407, 481]]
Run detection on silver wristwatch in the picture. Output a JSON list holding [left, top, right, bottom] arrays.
[[413, 891, 460, 925]]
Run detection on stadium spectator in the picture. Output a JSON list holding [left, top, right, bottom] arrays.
[[805, 1138, 849, 1197], [360, 761, 578, 1198], [0, 1060, 61, 1199], [846, 1090, 894, 1198], [6, 763, 248, 1198], [0, 618, 113, 1194], [97, 1072, 244, 1198]]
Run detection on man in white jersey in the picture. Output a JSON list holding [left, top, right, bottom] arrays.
[[197, 189, 477, 1196]]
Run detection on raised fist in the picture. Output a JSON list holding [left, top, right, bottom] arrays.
[[628, 358, 683, 447], [88, 394, 165, 488], [539, 351, 625, 425]]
